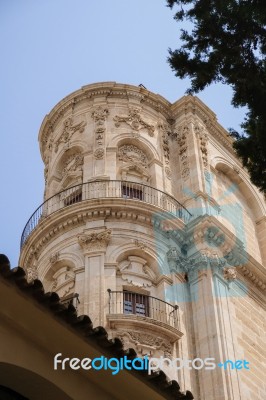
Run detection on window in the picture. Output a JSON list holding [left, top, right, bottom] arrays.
[[64, 189, 82, 206], [122, 185, 143, 200], [123, 291, 149, 317]]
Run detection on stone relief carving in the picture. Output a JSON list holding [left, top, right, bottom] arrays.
[[177, 124, 190, 181], [158, 122, 171, 165], [55, 117, 86, 153], [50, 252, 60, 264], [91, 107, 109, 125], [181, 167, 190, 179], [223, 267, 237, 281], [114, 108, 155, 137], [91, 107, 108, 157], [27, 265, 38, 282], [95, 127, 105, 146], [78, 229, 111, 252], [165, 167, 171, 180], [62, 153, 84, 176], [118, 145, 148, 168], [94, 148, 105, 159], [41, 123, 53, 156], [115, 331, 172, 357], [195, 123, 208, 168], [133, 239, 147, 250]]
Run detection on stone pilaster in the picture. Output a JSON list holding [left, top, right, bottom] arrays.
[[187, 255, 244, 400], [78, 228, 111, 326]]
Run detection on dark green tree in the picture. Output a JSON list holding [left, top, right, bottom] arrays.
[[167, 0, 266, 192]]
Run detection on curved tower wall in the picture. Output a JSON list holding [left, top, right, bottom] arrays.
[[20, 82, 266, 399]]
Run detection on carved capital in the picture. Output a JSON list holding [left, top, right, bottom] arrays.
[[78, 229, 111, 253]]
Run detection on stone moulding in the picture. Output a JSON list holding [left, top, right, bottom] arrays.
[[39, 83, 235, 162], [106, 314, 183, 343]]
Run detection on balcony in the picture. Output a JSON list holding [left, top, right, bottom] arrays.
[[20, 180, 192, 247], [106, 290, 183, 341], [60, 293, 80, 310]]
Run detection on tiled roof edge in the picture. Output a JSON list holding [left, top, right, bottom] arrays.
[[0, 254, 194, 400]]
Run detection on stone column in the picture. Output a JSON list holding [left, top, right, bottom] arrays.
[[78, 228, 111, 327]]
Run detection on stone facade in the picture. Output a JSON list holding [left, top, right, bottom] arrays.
[[20, 82, 266, 399]]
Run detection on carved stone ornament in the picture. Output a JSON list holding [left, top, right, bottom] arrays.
[[95, 127, 105, 146], [165, 167, 171, 179], [223, 267, 237, 281], [134, 239, 147, 250], [118, 145, 148, 168], [78, 229, 111, 252], [113, 108, 155, 137], [50, 252, 60, 264], [117, 331, 172, 356], [158, 123, 171, 164], [27, 265, 38, 283], [62, 153, 84, 176], [94, 148, 104, 159], [181, 167, 190, 179], [177, 124, 190, 181], [55, 117, 86, 152], [91, 107, 109, 125], [195, 123, 208, 167]]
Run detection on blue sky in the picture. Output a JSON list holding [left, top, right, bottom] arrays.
[[0, 0, 246, 266]]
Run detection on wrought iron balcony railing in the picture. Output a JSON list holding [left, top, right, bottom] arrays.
[[107, 289, 179, 329], [21, 180, 192, 247]]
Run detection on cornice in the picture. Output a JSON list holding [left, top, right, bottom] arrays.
[[38, 82, 172, 160], [38, 82, 239, 167], [20, 198, 186, 267], [171, 95, 235, 154]]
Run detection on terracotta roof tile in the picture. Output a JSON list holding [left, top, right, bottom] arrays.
[[0, 254, 194, 400]]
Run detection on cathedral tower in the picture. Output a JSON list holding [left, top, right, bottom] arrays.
[[20, 82, 266, 399]]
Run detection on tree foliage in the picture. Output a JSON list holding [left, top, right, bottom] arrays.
[[167, 0, 266, 192]]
